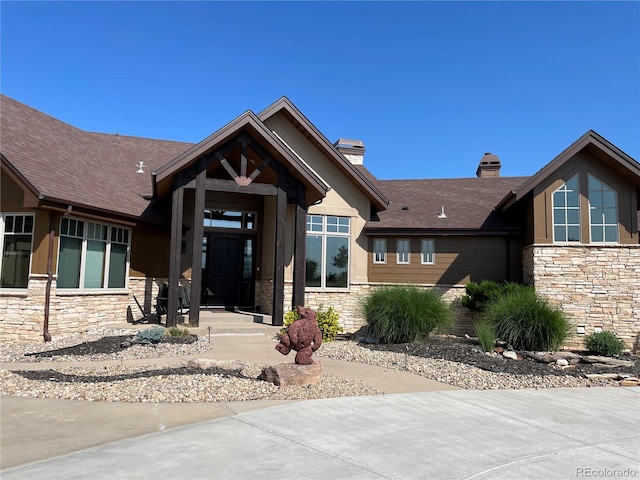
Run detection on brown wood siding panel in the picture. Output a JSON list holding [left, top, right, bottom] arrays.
[[31, 210, 52, 275], [369, 236, 511, 286], [129, 227, 170, 278]]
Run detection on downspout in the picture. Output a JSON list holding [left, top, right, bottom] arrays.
[[43, 215, 55, 342]]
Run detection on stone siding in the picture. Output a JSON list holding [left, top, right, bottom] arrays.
[[0, 276, 167, 342], [286, 283, 474, 335], [524, 244, 640, 350], [256, 280, 273, 315]]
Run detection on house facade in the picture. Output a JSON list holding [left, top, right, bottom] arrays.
[[1, 94, 639, 350]]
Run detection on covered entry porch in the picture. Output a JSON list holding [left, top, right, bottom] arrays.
[[152, 111, 327, 328]]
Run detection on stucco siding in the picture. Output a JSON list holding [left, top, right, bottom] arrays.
[[263, 112, 372, 285]]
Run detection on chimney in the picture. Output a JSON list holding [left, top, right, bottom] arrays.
[[476, 152, 501, 178], [334, 138, 365, 165]]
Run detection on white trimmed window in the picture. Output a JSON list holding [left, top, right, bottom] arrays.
[[57, 217, 130, 290], [396, 239, 410, 264], [588, 175, 618, 243], [552, 175, 580, 242], [0, 213, 34, 289], [305, 215, 350, 289], [373, 238, 386, 264], [421, 239, 435, 264]]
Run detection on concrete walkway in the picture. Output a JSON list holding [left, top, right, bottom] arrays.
[[1, 313, 639, 478]]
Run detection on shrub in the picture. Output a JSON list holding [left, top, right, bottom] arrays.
[[461, 280, 522, 312], [474, 321, 496, 353], [167, 327, 190, 338], [281, 305, 343, 342], [483, 285, 572, 351], [134, 326, 166, 344], [583, 331, 625, 357], [360, 285, 453, 344]]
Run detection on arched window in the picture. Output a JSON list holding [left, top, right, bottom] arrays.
[[588, 175, 618, 243], [552, 175, 580, 242]]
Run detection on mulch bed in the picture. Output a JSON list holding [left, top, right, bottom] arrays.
[[354, 336, 640, 379], [24, 335, 198, 358]]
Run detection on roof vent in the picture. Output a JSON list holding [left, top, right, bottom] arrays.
[[136, 161, 145, 174], [438, 206, 447, 219], [476, 152, 501, 178], [334, 138, 365, 165], [402, 206, 409, 211]]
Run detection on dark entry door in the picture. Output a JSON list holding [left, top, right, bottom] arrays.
[[202, 234, 255, 310]]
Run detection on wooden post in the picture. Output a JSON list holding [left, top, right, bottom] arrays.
[[293, 183, 306, 309], [272, 171, 287, 326], [167, 184, 184, 327], [189, 168, 206, 326]]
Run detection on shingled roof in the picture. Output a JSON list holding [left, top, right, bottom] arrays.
[[1, 95, 193, 223], [3, 95, 637, 234], [365, 176, 529, 233]]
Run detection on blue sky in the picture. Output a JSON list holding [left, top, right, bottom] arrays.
[[2, 1, 638, 180]]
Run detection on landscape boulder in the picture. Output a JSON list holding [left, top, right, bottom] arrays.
[[260, 362, 323, 387]]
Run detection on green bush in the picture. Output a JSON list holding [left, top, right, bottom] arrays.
[[166, 327, 190, 338], [583, 331, 625, 357], [461, 280, 522, 312], [474, 321, 496, 353], [360, 285, 453, 344], [134, 326, 166, 344], [483, 285, 572, 351], [281, 305, 343, 342]]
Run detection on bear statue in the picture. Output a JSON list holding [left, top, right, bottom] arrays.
[[275, 306, 323, 365]]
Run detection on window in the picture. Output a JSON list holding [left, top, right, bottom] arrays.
[[397, 239, 410, 264], [588, 175, 618, 243], [552, 175, 580, 242], [306, 215, 350, 289], [203, 210, 256, 230], [373, 238, 386, 264], [57, 217, 130, 290], [421, 239, 435, 264], [0, 213, 34, 289]]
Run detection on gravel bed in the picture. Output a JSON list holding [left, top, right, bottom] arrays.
[[317, 340, 599, 390], [1, 330, 633, 403], [0, 330, 380, 402], [0, 364, 380, 403]]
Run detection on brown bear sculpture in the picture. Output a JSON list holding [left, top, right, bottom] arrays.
[[275, 306, 323, 364]]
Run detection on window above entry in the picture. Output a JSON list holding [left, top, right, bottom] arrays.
[[203, 210, 256, 230]]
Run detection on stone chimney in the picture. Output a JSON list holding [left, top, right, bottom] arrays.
[[334, 138, 365, 165], [476, 152, 501, 177]]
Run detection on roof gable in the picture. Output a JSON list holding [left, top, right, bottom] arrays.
[[257, 97, 389, 211], [153, 109, 328, 205], [497, 130, 640, 211]]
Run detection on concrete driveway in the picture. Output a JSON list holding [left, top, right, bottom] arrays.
[[2, 387, 638, 480]]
